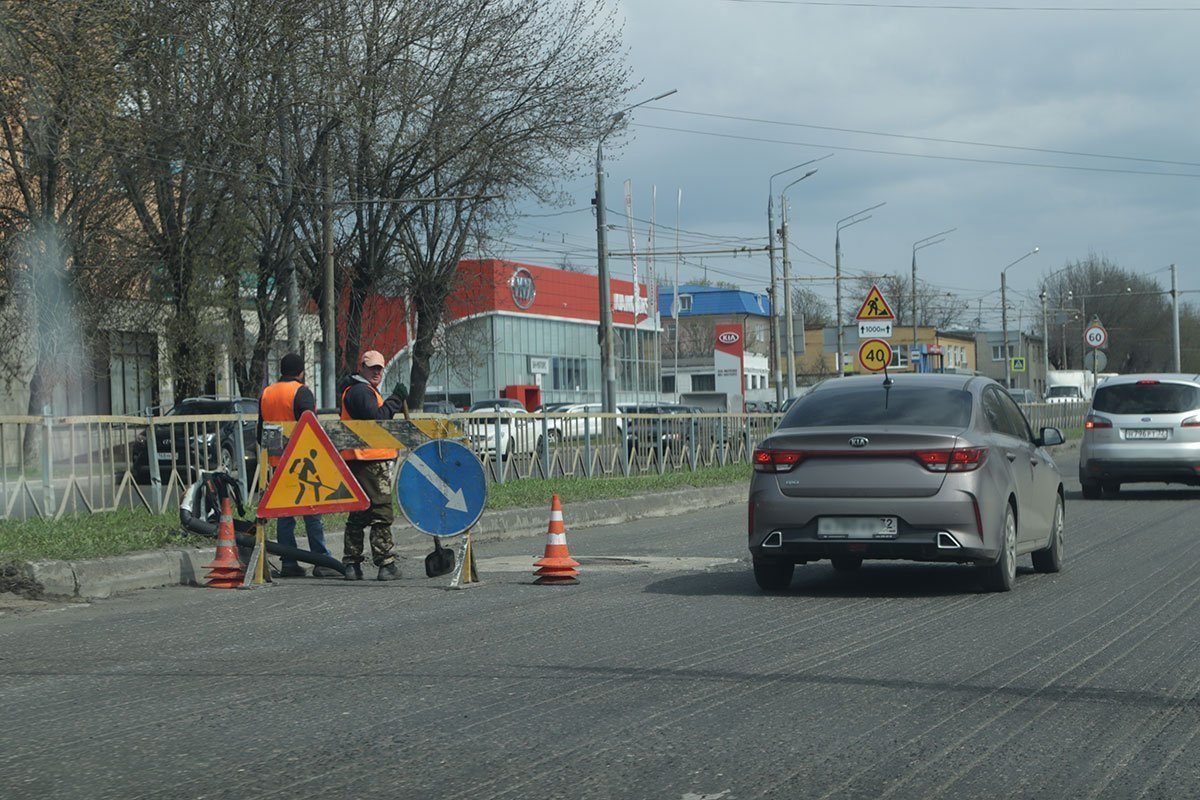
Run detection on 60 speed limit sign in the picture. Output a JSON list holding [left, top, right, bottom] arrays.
[[858, 338, 893, 373], [1084, 323, 1108, 349]]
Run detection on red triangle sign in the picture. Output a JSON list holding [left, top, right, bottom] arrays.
[[257, 411, 369, 518]]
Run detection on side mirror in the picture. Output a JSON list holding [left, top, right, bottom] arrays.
[[1038, 427, 1065, 447]]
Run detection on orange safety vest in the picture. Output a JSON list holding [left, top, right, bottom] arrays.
[[340, 383, 397, 461], [260, 380, 303, 467]]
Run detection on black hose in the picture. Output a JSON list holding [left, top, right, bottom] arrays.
[[180, 472, 350, 575]]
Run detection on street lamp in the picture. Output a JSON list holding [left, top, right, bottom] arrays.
[[911, 229, 955, 369], [835, 203, 885, 375], [1000, 247, 1039, 388], [596, 88, 677, 413], [767, 155, 830, 405], [780, 168, 820, 397]]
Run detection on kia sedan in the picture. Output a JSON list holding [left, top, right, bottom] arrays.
[[748, 373, 1066, 593], [1079, 373, 1200, 498]]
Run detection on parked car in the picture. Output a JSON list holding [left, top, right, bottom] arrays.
[[469, 398, 525, 412], [1079, 373, 1200, 498], [1006, 388, 1039, 404], [748, 373, 1066, 593], [464, 407, 537, 460], [626, 404, 702, 453], [132, 397, 259, 484], [422, 400, 457, 415]]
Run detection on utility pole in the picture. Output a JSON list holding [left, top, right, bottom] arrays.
[[1171, 263, 1181, 371], [594, 140, 616, 413], [835, 203, 885, 376]]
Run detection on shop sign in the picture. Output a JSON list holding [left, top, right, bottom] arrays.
[[510, 267, 536, 309]]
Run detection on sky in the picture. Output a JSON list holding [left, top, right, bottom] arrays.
[[492, 0, 1200, 330]]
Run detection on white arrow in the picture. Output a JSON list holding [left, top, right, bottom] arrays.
[[406, 452, 468, 512]]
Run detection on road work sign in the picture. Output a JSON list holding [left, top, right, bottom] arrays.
[[855, 285, 896, 321], [257, 411, 369, 517]]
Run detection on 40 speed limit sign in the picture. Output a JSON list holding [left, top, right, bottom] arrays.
[[858, 338, 893, 373]]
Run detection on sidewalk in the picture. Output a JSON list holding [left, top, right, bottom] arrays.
[[7, 483, 748, 601]]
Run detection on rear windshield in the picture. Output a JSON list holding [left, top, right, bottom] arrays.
[[780, 386, 973, 428], [1093, 382, 1200, 415]]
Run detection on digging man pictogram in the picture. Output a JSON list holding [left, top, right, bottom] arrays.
[[290, 449, 333, 505]]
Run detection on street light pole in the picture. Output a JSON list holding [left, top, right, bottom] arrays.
[[911, 229, 955, 370], [780, 168, 819, 398], [596, 89, 677, 413], [1000, 247, 1039, 389], [835, 203, 885, 375]]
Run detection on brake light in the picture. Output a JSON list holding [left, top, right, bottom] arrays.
[[752, 447, 803, 472], [913, 448, 988, 472], [1085, 415, 1113, 429], [1137, 380, 1159, 385], [1182, 416, 1200, 428]]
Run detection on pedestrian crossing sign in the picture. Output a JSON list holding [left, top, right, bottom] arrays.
[[1011, 357, 1026, 373], [855, 285, 896, 320], [257, 411, 369, 517]]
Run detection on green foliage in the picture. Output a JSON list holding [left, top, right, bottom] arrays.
[[0, 510, 210, 562], [485, 464, 751, 509]]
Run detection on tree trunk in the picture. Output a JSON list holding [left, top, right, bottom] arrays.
[[408, 293, 444, 408]]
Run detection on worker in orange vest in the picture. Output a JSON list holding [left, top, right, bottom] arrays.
[[257, 353, 341, 578], [336, 350, 409, 581]]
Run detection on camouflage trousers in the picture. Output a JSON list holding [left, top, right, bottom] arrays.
[[343, 460, 396, 566]]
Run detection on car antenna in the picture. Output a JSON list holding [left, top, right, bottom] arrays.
[[881, 367, 893, 408]]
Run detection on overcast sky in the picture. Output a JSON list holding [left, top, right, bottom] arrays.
[[493, 0, 1199, 329]]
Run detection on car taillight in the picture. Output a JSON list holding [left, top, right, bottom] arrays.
[[752, 447, 803, 472], [1137, 380, 1159, 385], [1085, 415, 1113, 429], [1182, 416, 1200, 428], [913, 448, 988, 472]]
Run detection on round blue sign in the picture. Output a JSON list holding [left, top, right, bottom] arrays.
[[396, 440, 487, 537]]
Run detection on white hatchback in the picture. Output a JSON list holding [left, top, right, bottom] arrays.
[[1079, 373, 1200, 498]]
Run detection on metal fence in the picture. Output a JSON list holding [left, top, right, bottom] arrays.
[[0, 402, 1089, 521]]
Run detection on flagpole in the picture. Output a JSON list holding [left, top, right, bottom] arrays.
[[674, 189, 681, 402], [624, 179, 640, 408], [651, 185, 660, 403]]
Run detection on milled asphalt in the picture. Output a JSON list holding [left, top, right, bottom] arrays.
[[6, 483, 748, 601]]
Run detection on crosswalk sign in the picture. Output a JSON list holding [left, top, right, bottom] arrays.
[[855, 285, 896, 320], [257, 411, 369, 517], [1011, 357, 1026, 373]]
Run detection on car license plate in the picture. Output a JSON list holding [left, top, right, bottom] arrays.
[[817, 516, 898, 539], [1124, 429, 1168, 440]]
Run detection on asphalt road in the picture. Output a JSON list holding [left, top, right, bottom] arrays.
[[2, 449, 1198, 800]]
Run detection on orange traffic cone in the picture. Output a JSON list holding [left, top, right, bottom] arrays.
[[534, 494, 580, 585], [204, 495, 245, 589]]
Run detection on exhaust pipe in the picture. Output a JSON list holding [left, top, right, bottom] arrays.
[[937, 532, 962, 549], [762, 531, 783, 548]]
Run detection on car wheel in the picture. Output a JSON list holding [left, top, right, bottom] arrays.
[[752, 557, 794, 591], [220, 445, 241, 480], [503, 441, 513, 461], [537, 430, 561, 449], [831, 556, 863, 572], [1081, 480, 1102, 500], [1031, 495, 1064, 574], [1101, 480, 1121, 496], [980, 503, 1017, 592]]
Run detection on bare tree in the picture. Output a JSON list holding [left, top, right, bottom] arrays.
[[790, 285, 832, 328], [849, 273, 964, 329]]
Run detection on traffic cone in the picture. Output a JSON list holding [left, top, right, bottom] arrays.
[[204, 495, 245, 589], [534, 495, 580, 585]]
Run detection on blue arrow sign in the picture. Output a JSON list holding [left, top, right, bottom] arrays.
[[396, 440, 487, 537]]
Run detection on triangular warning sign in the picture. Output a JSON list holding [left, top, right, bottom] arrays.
[[855, 284, 896, 320], [257, 411, 369, 518]]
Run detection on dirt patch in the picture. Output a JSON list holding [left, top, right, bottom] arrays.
[[0, 560, 43, 600]]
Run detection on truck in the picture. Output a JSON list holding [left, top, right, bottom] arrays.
[[1045, 369, 1117, 403]]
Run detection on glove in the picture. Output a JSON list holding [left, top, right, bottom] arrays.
[[390, 381, 408, 402]]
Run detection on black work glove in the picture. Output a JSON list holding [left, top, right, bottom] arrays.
[[390, 381, 408, 403]]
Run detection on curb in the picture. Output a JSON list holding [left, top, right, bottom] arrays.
[[12, 483, 747, 600]]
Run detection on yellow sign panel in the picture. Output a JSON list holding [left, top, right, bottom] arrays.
[[855, 285, 896, 320], [257, 411, 369, 518], [857, 338, 893, 373]]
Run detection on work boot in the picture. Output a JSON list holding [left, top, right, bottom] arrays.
[[312, 565, 341, 579], [377, 561, 401, 581], [279, 563, 307, 578], [343, 562, 363, 581]]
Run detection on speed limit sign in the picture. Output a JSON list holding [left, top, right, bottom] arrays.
[[858, 338, 893, 373], [1084, 323, 1108, 349]]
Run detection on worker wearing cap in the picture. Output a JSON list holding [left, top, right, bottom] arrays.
[[336, 350, 409, 581], [257, 352, 341, 578]]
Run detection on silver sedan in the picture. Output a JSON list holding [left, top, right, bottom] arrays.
[[748, 373, 1066, 592]]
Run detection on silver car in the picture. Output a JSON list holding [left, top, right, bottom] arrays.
[[1079, 373, 1200, 498], [748, 374, 1066, 593]]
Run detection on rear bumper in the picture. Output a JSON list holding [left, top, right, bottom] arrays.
[[1079, 458, 1200, 486], [749, 525, 994, 565]]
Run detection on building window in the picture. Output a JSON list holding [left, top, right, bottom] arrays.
[[889, 345, 909, 368], [551, 356, 587, 391], [992, 344, 1014, 361], [692, 373, 715, 391], [677, 294, 692, 313]]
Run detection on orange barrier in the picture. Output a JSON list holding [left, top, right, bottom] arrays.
[[533, 494, 580, 585], [203, 495, 245, 588]]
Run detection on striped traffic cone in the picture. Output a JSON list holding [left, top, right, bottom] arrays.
[[534, 495, 580, 585], [204, 495, 245, 589]]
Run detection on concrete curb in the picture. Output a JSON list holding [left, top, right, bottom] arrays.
[[14, 483, 747, 600]]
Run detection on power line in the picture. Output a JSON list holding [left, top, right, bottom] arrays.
[[722, 0, 1200, 11]]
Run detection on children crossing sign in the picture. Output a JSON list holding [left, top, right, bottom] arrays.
[[257, 411, 369, 517]]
